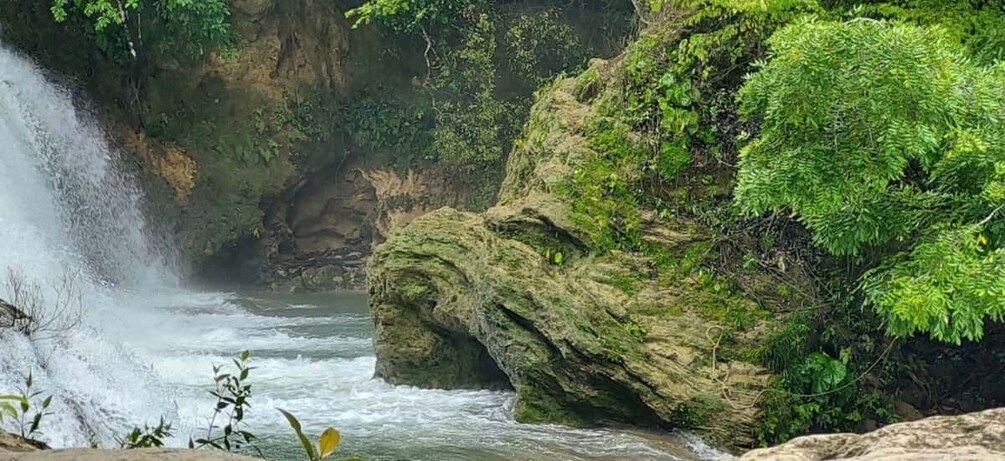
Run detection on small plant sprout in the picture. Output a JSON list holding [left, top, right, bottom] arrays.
[[0, 372, 53, 439], [278, 408, 342, 461], [118, 417, 174, 449], [190, 350, 261, 456]]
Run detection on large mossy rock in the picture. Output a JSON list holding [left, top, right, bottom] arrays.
[[368, 50, 812, 446]]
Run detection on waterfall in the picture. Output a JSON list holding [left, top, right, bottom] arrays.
[[0, 42, 716, 461], [0, 44, 178, 447]]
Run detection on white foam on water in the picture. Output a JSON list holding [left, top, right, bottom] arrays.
[[0, 43, 720, 460]]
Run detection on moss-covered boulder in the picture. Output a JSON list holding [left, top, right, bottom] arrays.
[[368, 35, 819, 444]]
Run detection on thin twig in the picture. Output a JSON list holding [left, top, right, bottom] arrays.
[[977, 203, 1004, 227], [114, 0, 139, 59]]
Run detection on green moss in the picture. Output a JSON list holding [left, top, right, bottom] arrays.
[[559, 117, 648, 253], [573, 66, 604, 103], [690, 272, 771, 329], [604, 270, 642, 295], [637, 303, 685, 316], [514, 380, 592, 427], [672, 394, 729, 428], [492, 223, 585, 266], [396, 278, 434, 304]]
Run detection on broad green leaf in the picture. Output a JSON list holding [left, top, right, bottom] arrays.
[[278, 408, 315, 460]]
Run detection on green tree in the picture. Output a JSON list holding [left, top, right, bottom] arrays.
[[736, 18, 1005, 343], [346, 0, 486, 34], [50, 0, 233, 60], [429, 15, 508, 163]]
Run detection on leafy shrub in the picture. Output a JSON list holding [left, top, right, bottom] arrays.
[[279, 409, 350, 461], [118, 418, 173, 449], [50, 0, 234, 60], [504, 9, 585, 88], [430, 15, 509, 164], [838, 0, 1005, 65], [756, 349, 893, 445], [347, 0, 486, 34], [736, 18, 1005, 343], [0, 373, 53, 440], [189, 350, 260, 455]]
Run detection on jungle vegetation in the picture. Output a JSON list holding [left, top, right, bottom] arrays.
[[5, 0, 1004, 447]]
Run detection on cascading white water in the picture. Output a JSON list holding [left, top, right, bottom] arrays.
[[0, 43, 181, 446], [0, 44, 720, 460]]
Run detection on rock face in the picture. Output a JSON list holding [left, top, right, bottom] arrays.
[[262, 165, 452, 292], [368, 66, 805, 447], [0, 448, 259, 461], [740, 408, 1005, 460]]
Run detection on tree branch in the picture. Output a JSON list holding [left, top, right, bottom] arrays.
[[114, 0, 139, 59], [977, 203, 1005, 227]]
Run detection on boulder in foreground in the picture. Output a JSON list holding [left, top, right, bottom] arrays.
[[740, 408, 1005, 461]]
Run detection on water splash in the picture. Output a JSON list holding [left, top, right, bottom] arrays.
[[0, 44, 180, 446]]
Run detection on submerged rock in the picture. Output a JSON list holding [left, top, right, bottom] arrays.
[[740, 408, 1005, 460], [368, 64, 807, 447]]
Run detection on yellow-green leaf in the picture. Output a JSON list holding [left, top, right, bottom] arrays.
[[278, 408, 315, 460], [317, 427, 341, 459]]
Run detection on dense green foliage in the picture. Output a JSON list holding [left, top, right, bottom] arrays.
[[50, 0, 233, 60], [562, 0, 819, 249], [118, 418, 173, 449], [347, 0, 484, 34], [737, 19, 1005, 343], [429, 16, 510, 163], [344, 0, 631, 165], [539, 0, 1005, 445], [8, 0, 1005, 448]]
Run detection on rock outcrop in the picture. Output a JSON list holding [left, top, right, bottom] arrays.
[[0, 297, 30, 331], [740, 408, 1005, 460], [261, 165, 453, 292], [367, 60, 811, 447]]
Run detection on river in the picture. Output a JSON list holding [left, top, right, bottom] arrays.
[[0, 43, 722, 460]]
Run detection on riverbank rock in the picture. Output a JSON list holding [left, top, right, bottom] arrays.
[[0, 448, 259, 461], [0, 297, 30, 330], [368, 50, 816, 447], [740, 407, 1005, 460], [0, 433, 47, 452]]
